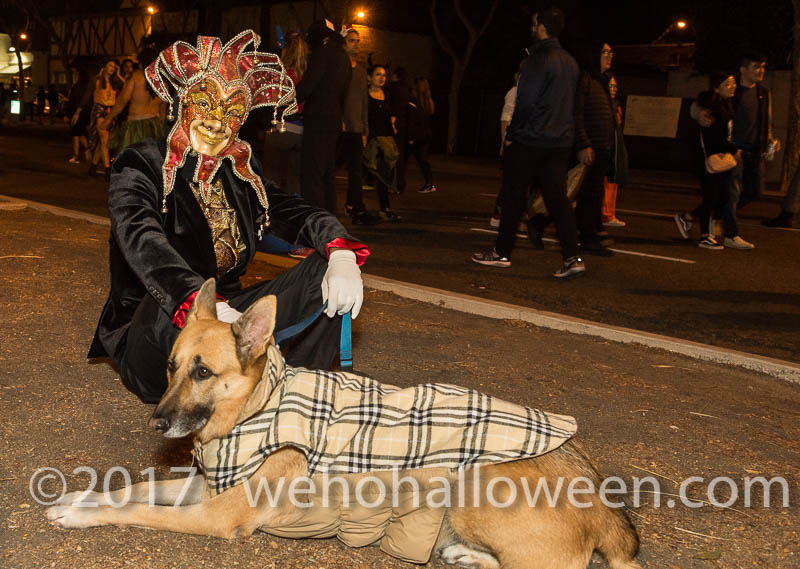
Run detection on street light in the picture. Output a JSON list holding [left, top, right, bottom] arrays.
[[653, 19, 689, 43], [356, 9, 365, 20], [19, 33, 27, 41], [147, 6, 157, 14]]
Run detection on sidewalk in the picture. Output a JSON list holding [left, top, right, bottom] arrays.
[[1, 204, 798, 569]]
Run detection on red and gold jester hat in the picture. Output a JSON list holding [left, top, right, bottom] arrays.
[[145, 30, 297, 213]]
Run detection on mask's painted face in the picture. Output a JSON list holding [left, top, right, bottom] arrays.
[[181, 77, 248, 157]]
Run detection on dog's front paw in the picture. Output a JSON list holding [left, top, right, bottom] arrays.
[[45, 505, 101, 529]]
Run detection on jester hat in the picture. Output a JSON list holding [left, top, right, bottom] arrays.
[[145, 30, 296, 213]]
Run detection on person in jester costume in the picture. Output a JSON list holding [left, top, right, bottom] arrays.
[[88, 30, 369, 404]]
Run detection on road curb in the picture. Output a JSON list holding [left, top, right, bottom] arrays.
[[0, 194, 110, 226], [362, 274, 800, 385], [6, 194, 797, 385]]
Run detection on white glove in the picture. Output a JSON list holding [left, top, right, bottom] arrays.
[[321, 249, 363, 319], [216, 301, 243, 323]]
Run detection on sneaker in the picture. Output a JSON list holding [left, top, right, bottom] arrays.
[[602, 217, 626, 228], [288, 247, 316, 259], [418, 184, 437, 194], [379, 209, 403, 222], [472, 248, 511, 267], [489, 214, 500, 228], [698, 234, 723, 250], [553, 256, 585, 278], [674, 213, 692, 239], [68, 156, 80, 164], [723, 236, 754, 250]]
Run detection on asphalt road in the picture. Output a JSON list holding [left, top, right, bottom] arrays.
[[1, 123, 798, 363]]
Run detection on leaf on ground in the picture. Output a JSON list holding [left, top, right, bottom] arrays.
[[694, 549, 722, 560]]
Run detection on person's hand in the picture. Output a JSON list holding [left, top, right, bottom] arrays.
[[362, 135, 367, 147], [578, 147, 595, 166], [321, 249, 363, 319], [772, 138, 781, 153], [215, 301, 243, 323], [698, 109, 714, 128], [70, 113, 79, 126]]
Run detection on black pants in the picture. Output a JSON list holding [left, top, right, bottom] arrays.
[[496, 143, 577, 260], [341, 132, 366, 213], [394, 124, 409, 192], [300, 124, 339, 214], [692, 170, 729, 235], [403, 137, 433, 186], [116, 254, 341, 404], [575, 148, 611, 242]]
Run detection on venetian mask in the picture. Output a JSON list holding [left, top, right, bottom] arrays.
[[181, 78, 248, 157]]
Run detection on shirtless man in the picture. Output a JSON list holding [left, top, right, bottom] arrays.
[[98, 46, 165, 152]]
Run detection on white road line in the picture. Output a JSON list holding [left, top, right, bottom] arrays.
[[478, 193, 497, 198], [617, 208, 800, 233], [469, 227, 696, 264]]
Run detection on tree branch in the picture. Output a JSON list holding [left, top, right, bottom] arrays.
[[430, 0, 459, 63]]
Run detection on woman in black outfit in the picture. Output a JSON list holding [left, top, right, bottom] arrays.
[[675, 73, 743, 249], [406, 76, 436, 193], [364, 64, 401, 220]]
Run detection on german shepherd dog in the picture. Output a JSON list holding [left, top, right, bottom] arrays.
[[47, 280, 641, 569]]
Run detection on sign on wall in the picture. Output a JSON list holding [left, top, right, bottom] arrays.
[[623, 95, 683, 138]]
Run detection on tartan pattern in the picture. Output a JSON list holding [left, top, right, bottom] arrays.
[[196, 346, 577, 494]]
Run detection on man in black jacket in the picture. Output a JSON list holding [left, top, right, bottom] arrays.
[[296, 21, 353, 215], [472, 7, 583, 278]]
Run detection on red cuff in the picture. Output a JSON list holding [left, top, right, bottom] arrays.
[[326, 238, 370, 266], [172, 290, 227, 328]]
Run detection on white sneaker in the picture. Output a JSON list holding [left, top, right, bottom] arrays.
[[723, 236, 754, 250], [489, 215, 500, 228], [602, 217, 626, 228]]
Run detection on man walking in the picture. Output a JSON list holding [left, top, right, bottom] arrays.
[[340, 28, 377, 225], [472, 7, 583, 278]]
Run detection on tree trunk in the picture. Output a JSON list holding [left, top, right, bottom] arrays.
[[15, 48, 24, 102], [781, 0, 800, 193], [447, 64, 464, 155]]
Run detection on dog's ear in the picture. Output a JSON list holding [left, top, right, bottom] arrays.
[[231, 295, 277, 368], [187, 278, 218, 321]]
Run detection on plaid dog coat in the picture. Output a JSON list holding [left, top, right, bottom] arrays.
[[195, 345, 577, 562]]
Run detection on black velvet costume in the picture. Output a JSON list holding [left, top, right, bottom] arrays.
[[88, 139, 363, 403]]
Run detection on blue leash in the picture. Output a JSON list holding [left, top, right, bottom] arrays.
[[272, 301, 353, 371]]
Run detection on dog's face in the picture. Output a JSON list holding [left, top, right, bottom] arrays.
[[149, 279, 277, 443]]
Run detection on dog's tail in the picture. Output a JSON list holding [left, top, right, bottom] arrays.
[[565, 441, 642, 569], [597, 505, 641, 569]]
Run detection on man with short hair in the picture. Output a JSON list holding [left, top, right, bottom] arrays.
[[472, 7, 583, 278], [340, 28, 378, 225], [693, 54, 778, 212]]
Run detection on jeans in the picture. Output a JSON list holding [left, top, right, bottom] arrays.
[[495, 143, 577, 260], [733, 146, 764, 208], [575, 148, 611, 241]]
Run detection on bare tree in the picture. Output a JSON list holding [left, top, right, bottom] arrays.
[[430, 0, 499, 155], [780, 0, 800, 192]]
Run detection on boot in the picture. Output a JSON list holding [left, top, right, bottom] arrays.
[[761, 211, 793, 228], [88, 163, 97, 177]]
